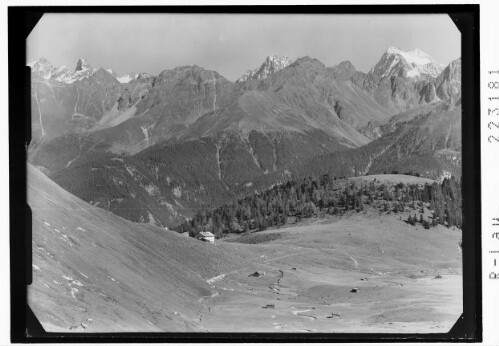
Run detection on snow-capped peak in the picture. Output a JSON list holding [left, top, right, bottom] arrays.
[[386, 46, 402, 55], [368, 47, 444, 80], [386, 46, 435, 66], [236, 54, 292, 82]]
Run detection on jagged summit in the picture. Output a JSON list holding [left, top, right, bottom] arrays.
[[265, 54, 292, 64], [368, 47, 444, 80], [75, 57, 92, 72], [72, 58, 98, 82], [28, 57, 149, 84], [136, 72, 151, 80], [29, 57, 96, 83], [236, 54, 292, 82], [28, 57, 51, 68], [29, 57, 57, 79]]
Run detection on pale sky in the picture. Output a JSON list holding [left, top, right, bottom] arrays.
[[27, 13, 460, 81]]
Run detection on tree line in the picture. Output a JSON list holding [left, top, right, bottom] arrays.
[[174, 174, 462, 239]]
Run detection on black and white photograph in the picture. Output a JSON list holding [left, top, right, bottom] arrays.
[[6, 6, 482, 341]]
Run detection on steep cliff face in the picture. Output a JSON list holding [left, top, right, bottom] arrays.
[[435, 58, 461, 103]]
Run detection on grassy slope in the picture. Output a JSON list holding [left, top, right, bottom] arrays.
[[27, 164, 251, 332], [247, 211, 462, 276]]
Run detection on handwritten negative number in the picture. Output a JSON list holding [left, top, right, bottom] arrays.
[[489, 136, 499, 143]]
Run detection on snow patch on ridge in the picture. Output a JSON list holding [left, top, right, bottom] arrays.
[[117, 74, 137, 84]]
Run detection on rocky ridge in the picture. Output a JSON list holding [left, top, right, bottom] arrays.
[[236, 54, 292, 82], [29, 57, 143, 84]]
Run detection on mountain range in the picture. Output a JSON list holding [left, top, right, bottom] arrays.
[[28, 47, 461, 228]]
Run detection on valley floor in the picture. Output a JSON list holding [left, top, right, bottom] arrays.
[[194, 214, 462, 333]]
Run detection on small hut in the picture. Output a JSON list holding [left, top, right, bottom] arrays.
[[196, 231, 215, 244]]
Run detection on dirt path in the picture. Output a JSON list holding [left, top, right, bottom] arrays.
[[339, 250, 359, 269], [264, 251, 307, 263], [205, 250, 306, 286]]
